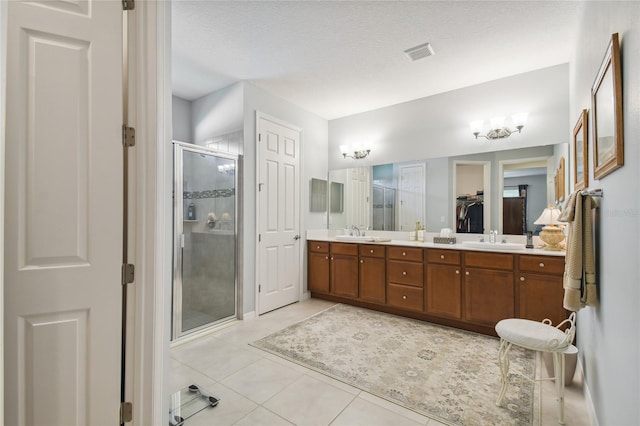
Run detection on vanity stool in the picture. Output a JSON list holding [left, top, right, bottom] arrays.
[[495, 312, 576, 424]]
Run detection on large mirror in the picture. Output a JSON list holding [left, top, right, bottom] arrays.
[[328, 143, 567, 235]]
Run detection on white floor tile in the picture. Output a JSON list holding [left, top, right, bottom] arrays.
[[168, 299, 590, 426], [331, 397, 425, 426], [234, 406, 295, 426], [221, 357, 304, 404], [263, 375, 357, 426]]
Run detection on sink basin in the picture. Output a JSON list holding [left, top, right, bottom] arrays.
[[335, 235, 391, 243], [461, 241, 525, 251]]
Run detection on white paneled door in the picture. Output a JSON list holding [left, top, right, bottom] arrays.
[[399, 163, 426, 231], [257, 114, 301, 314], [5, 1, 123, 425]]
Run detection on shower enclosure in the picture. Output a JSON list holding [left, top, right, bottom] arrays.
[[173, 142, 240, 340]]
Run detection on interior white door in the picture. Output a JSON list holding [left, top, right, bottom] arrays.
[[4, 1, 123, 424], [399, 163, 426, 231], [346, 167, 370, 230], [257, 114, 301, 314]]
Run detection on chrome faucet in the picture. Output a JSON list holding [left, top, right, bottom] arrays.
[[351, 225, 361, 236]]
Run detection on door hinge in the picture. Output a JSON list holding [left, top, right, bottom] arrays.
[[259, 285, 261, 293], [258, 183, 264, 192], [122, 0, 135, 11], [258, 133, 261, 142], [122, 263, 135, 285], [122, 125, 135, 147], [120, 401, 133, 423], [258, 234, 261, 242]]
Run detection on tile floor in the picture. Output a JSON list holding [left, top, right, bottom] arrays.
[[170, 298, 592, 426]]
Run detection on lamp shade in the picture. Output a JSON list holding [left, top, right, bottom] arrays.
[[534, 205, 564, 225]]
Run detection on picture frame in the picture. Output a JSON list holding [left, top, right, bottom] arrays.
[[557, 157, 565, 202], [591, 32, 623, 180], [573, 109, 588, 190]]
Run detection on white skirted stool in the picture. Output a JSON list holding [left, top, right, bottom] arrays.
[[495, 313, 576, 424]]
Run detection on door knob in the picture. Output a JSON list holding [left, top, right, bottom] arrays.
[[293, 234, 300, 240]]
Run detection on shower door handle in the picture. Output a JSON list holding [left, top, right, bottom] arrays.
[[293, 234, 300, 240]]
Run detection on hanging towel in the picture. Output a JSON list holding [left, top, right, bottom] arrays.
[[559, 190, 598, 311]]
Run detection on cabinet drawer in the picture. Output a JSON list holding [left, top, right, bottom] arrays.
[[387, 260, 424, 287], [464, 251, 513, 270], [309, 241, 329, 253], [359, 244, 386, 258], [388, 246, 424, 262], [427, 249, 461, 265], [330, 242, 358, 256], [519, 255, 565, 275], [387, 283, 424, 312]]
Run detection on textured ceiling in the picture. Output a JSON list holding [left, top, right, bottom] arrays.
[[172, 1, 580, 120]]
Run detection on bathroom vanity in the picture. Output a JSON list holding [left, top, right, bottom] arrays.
[[308, 239, 566, 337]]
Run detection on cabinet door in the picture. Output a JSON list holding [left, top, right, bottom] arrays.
[[426, 264, 462, 319], [464, 268, 514, 326], [331, 254, 359, 298], [308, 252, 330, 293], [518, 273, 566, 326], [360, 256, 386, 304]]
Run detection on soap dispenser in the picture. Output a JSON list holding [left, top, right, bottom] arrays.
[[187, 203, 196, 220], [526, 231, 534, 249]]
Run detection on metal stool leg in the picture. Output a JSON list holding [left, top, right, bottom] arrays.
[[552, 351, 566, 424], [496, 339, 513, 406]]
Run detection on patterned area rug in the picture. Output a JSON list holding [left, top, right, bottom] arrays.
[[252, 304, 538, 426]]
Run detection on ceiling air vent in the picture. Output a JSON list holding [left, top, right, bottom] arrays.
[[404, 42, 435, 61]]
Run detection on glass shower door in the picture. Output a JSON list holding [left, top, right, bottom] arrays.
[[173, 142, 238, 340]]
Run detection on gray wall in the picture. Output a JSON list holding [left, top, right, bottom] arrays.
[[192, 82, 243, 144], [570, 3, 640, 424], [328, 64, 569, 170], [172, 95, 193, 142]]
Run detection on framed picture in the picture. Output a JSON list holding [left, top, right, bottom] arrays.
[[573, 109, 588, 190], [557, 157, 565, 202], [591, 33, 623, 180]]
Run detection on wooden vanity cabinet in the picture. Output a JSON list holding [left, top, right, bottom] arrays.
[[308, 241, 330, 293], [386, 246, 424, 312], [359, 244, 386, 304], [518, 255, 567, 326], [463, 251, 515, 326], [426, 249, 462, 319], [330, 243, 359, 298], [308, 240, 565, 338]]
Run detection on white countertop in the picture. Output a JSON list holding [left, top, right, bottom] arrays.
[[306, 230, 565, 257]]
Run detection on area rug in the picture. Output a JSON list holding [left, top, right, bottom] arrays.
[[251, 304, 538, 426]]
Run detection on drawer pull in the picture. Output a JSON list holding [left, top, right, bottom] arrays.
[[440, 254, 445, 259], [520, 276, 525, 281], [331, 257, 334, 260], [370, 249, 374, 253], [316, 245, 320, 249], [402, 251, 407, 256], [465, 271, 470, 276], [402, 271, 407, 276], [325, 256, 328, 260], [402, 295, 407, 300], [360, 259, 364, 264], [455, 270, 459, 274], [539, 262, 545, 268]]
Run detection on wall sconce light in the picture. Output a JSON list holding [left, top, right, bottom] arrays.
[[339, 144, 371, 160], [470, 113, 528, 140], [534, 204, 566, 251]]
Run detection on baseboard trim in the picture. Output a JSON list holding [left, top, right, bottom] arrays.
[[241, 310, 256, 320], [577, 357, 599, 426]]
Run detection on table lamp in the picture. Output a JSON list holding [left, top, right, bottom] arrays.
[[534, 205, 565, 251]]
